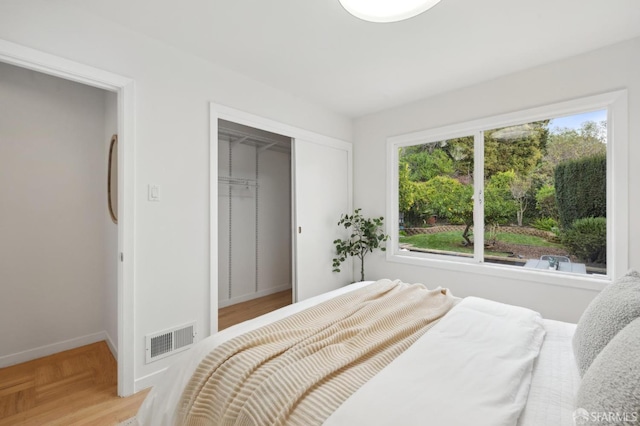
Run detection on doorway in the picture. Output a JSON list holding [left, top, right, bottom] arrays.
[[217, 119, 293, 328], [0, 39, 135, 396], [210, 103, 354, 334]]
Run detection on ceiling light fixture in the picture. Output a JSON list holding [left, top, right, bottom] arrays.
[[339, 0, 442, 23]]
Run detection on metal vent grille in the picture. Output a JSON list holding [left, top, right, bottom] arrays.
[[145, 322, 197, 364], [150, 333, 172, 359], [174, 325, 194, 350]]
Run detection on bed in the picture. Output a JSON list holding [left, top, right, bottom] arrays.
[[136, 274, 640, 426]]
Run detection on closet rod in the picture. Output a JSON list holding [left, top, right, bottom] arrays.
[[218, 176, 258, 187]]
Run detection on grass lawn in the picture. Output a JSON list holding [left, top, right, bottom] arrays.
[[490, 232, 563, 248], [399, 230, 563, 256]]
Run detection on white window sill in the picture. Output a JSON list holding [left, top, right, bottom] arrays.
[[388, 252, 609, 292]]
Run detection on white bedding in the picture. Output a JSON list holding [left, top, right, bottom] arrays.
[[137, 282, 579, 426], [324, 296, 545, 426], [137, 281, 375, 426], [517, 319, 580, 426]]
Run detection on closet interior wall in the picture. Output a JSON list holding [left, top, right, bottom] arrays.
[[218, 121, 292, 308], [0, 61, 117, 365]]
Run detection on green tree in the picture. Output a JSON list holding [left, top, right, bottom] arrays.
[[535, 185, 558, 219], [420, 173, 519, 246], [398, 161, 416, 213], [398, 120, 549, 236], [398, 160, 432, 226], [484, 121, 549, 178], [509, 174, 532, 227], [485, 171, 519, 228], [420, 176, 474, 244], [401, 148, 454, 182], [537, 120, 606, 185], [440, 137, 475, 179]]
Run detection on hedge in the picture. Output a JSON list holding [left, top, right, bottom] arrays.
[[561, 217, 606, 264], [554, 154, 606, 229]]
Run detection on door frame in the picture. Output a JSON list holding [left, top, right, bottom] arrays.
[[0, 39, 136, 396], [209, 103, 352, 332]]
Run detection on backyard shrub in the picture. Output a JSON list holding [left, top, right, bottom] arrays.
[[532, 217, 558, 232], [485, 171, 518, 226], [561, 217, 606, 264], [554, 154, 606, 229], [422, 176, 473, 223], [535, 185, 558, 219]]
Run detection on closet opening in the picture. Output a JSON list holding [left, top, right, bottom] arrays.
[[217, 119, 293, 330], [0, 61, 121, 402]]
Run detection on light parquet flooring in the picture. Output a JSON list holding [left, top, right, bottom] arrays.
[[0, 341, 149, 426], [218, 289, 292, 330], [0, 292, 291, 425]]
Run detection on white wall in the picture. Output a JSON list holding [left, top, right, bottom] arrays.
[[0, 61, 113, 364], [353, 37, 640, 323], [0, 0, 351, 389], [258, 149, 292, 295], [218, 139, 292, 307], [104, 91, 118, 357]]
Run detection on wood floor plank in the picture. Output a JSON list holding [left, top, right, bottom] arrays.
[[0, 377, 34, 397], [0, 388, 36, 419], [218, 289, 292, 330], [0, 341, 146, 425], [0, 293, 288, 424]]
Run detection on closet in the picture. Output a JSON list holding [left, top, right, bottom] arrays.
[[218, 120, 293, 307], [214, 110, 353, 318], [0, 61, 118, 367]]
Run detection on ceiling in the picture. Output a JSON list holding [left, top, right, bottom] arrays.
[[68, 0, 640, 118]]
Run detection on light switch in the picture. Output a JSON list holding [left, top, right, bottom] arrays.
[[148, 184, 161, 201]]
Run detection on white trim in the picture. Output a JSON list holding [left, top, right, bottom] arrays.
[[291, 142, 298, 304], [118, 78, 136, 397], [387, 90, 628, 290], [0, 39, 131, 89], [0, 331, 109, 369], [387, 91, 625, 146], [210, 103, 353, 331], [473, 130, 485, 262], [105, 331, 118, 361], [218, 284, 293, 308], [209, 109, 219, 335], [607, 91, 629, 281], [211, 103, 350, 151], [134, 368, 168, 392], [0, 39, 136, 397]]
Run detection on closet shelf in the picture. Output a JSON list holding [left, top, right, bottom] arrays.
[[218, 176, 258, 188]]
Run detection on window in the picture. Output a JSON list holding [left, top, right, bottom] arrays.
[[388, 91, 628, 286]]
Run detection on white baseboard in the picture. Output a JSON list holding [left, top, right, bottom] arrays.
[[218, 284, 292, 308], [104, 331, 118, 360], [0, 331, 108, 368], [134, 367, 168, 393]]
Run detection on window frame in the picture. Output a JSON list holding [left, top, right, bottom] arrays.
[[386, 90, 628, 291]]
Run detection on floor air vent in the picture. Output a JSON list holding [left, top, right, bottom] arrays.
[[145, 322, 196, 364]]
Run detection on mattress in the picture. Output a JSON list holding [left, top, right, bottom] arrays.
[[137, 281, 580, 426]]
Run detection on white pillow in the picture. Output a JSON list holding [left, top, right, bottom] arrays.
[[572, 270, 640, 376], [576, 317, 640, 421]]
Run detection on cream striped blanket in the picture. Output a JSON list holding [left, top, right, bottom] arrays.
[[176, 279, 456, 426]]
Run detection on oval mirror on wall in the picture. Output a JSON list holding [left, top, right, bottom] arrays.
[[108, 134, 118, 224]]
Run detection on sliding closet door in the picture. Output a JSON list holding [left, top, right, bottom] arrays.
[[293, 138, 352, 302]]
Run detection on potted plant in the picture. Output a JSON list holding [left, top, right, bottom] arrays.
[[332, 208, 390, 282]]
